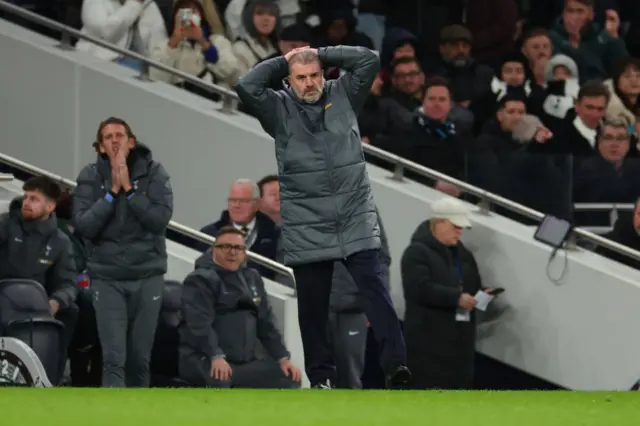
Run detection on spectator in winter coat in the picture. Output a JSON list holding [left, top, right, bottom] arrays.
[[198, 179, 279, 279], [179, 226, 302, 388], [230, 0, 281, 84], [150, 0, 239, 94], [401, 197, 496, 389], [0, 177, 79, 361], [603, 57, 640, 125], [538, 54, 581, 129], [548, 0, 628, 82], [520, 28, 553, 86], [77, 0, 168, 70], [73, 117, 173, 388], [225, 0, 299, 40], [150, 0, 238, 92], [574, 119, 640, 226], [425, 25, 494, 110]]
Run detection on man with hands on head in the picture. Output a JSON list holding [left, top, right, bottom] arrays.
[[73, 117, 173, 388], [236, 43, 410, 389]]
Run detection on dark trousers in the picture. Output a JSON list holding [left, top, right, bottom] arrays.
[[293, 249, 406, 385], [180, 355, 298, 389], [55, 302, 79, 359]]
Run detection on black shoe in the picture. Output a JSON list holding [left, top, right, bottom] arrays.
[[311, 379, 333, 389], [385, 364, 411, 389]]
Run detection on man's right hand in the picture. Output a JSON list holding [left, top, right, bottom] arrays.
[[458, 293, 476, 311], [284, 46, 317, 62], [210, 357, 232, 381]]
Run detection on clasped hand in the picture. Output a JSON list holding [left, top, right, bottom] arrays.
[[110, 151, 131, 194]]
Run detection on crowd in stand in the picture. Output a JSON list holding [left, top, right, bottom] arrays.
[[2, 0, 640, 390]]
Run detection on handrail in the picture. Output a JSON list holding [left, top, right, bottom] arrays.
[[573, 203, 635, 212], [0, 153, 297, 286], [2, 1, 640, 266], [363, 144, 640, 263], [0, 0, 241, 112]]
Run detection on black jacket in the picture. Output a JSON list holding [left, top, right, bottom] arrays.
[[401, 220, 483, 389], [198, 210, 279, 279], [374, 112, 480, 187], [179, 252, 289, 365], [0, 198, 78, 309], [424, 58, 494, 104], [72, 144, 173, 281], [574, 157, 640, 226], [597, 215, 640, 270]]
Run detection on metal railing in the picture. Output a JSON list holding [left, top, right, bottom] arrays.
[[2, 1, 640, 266], [0, 153, 296, 286], [0, 0, 240, 113]]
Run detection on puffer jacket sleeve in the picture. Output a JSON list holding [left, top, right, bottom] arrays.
[[181, 271, 226, 359], [604, 79, 636, 126], [149, 42, 202, 83], [126, 162, 173, 234], [81, 0, 143, 42], [137, 0, 169, 56], [47, 236, 79, 310], [318, 46, 381, 115], [236, 56, 288, 138], [207, 34, 240, 84], [72, 165, 116, 240]]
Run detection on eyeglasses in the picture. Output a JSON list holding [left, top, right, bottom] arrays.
[[228, 198, 254, 205], [214, 244, 246, 254], [600, 135, 630, 142]]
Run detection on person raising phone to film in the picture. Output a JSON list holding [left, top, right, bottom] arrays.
[[149, 0, 239, 93]]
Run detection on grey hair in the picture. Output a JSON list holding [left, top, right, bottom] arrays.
[[602, 117, 632, 130], [232, 178, 260, 199], [289, 50, 320, 68]]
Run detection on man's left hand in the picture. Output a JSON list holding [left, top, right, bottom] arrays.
[[49, 299, 60, 315], [279, 358, 302, 382], [117, 152, 132, 192]]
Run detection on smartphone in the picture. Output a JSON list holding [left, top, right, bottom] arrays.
[[179, 8, 194, 26], [489, 288, 505, 295]]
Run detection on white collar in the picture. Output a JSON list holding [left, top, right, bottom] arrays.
[[573, 116, 598, 148], [490, 77, 533, 101], [233, 217, 256, 234]]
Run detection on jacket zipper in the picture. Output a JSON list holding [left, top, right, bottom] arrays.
[[321, 137, 346, 259]]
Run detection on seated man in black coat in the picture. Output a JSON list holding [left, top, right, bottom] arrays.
[[574, 119, 640, 226], [179, 226, 301, 388], [198, 178, 279, 278], [0, 177, 79, 354]]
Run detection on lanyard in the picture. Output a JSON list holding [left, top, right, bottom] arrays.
[[452, 250, 463, 284]]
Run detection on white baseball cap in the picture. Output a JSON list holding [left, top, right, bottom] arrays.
[[430, 198, 472, 228]]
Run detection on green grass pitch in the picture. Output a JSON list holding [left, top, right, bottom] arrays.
[[1, 388, 639, 425]]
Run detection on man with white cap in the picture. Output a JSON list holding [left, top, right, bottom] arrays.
[[400, 197, 493, 389]]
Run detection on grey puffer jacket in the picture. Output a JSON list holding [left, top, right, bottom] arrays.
[[72, 143, 173, 281], [236, 45, 381, 266]]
